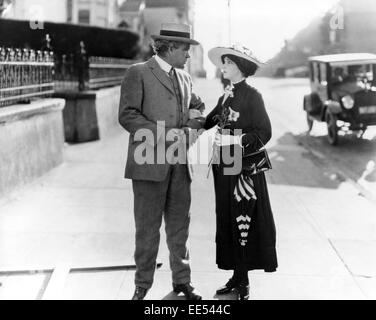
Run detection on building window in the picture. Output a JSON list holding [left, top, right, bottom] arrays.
[[78, 9, 90, 25]]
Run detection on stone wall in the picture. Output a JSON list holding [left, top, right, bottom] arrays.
[[0, 99, 66, 196], [59, 86, 121, 143]]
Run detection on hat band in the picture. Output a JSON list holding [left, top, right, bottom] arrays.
[[160, 30, 191, 39]]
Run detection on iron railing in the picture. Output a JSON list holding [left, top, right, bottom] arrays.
[[1, 42, 138, 108], [87, 56, 135, 90], [54, 54, 136, 92], [53, 53, 84, 92], [0, 47, 55, 108]]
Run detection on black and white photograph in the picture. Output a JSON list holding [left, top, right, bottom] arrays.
[[0, 0, 376, 303]]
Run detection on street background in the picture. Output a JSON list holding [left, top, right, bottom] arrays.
[[1, 77, 375, 300]]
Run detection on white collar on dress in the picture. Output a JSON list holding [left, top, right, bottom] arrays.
[[232, 78, 246, 85], [154, 55, 173, 74]]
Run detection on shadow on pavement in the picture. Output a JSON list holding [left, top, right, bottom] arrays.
[[161, 291, 238, 301], [161, 292, 186, 300], [266, 132, 343, 189], [295, 130, 376, 186], [213, 293, 237, 300]]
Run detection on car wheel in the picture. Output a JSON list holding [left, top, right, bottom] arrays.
[[306, 112, 314, 132], [326, 110, 339, 146], [356, 129, 366, 139], [304, 97, 314, 132]]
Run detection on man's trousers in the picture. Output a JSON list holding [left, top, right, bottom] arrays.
[[132, 164, 192, 289]]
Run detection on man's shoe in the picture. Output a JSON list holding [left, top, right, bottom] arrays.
[[216, 277, 238, 295], [132, 287, 148, 300], [235, 284, 250, 300], [173, 283, 202, 300]]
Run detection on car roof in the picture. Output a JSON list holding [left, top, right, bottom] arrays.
[[309, 53, 376, 65]]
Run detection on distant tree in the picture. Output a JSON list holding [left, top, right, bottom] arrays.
[[118, 20, 130, 29], [0, 0, 12, 17]]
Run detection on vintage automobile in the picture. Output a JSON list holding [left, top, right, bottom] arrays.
[[303, 53, 376, 145]]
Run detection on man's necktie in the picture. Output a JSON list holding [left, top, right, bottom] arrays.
[[169, 68, 182, 108], [169, 68, 183, 126]]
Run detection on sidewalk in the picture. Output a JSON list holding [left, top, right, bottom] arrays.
[[0, 79, 375, 300]]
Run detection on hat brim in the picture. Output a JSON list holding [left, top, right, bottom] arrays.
[[208, 47, 265, 69], [151, 34, 200, 45]]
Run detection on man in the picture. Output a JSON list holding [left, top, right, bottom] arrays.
[[332, 67, 345, 85], [332, 66, 363, 100], [119, 23, 205, 300]]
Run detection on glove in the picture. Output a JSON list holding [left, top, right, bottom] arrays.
[[215, 133, 244, 147], [189, 109, 203, 120]]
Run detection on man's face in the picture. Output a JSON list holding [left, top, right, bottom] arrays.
[[335, 68, 344, 76], [169, 43, 191, 69]]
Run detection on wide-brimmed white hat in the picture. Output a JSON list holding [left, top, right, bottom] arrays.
[[151, 23, 200, 45], [208, 44, 265, 68]]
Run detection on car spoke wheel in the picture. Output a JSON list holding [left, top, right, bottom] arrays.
[[326, 111, 339, 146]]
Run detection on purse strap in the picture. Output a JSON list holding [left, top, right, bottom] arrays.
[[255, 134, 266, 150]]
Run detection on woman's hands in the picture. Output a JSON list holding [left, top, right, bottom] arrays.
[[189, 109, 203, 120], [215, 132, 244, 147]]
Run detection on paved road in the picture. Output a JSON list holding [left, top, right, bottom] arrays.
[[249, 77, 376, 200], [0, 78, 375, 300]]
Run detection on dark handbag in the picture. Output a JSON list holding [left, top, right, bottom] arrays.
[[242, 136, 272, 176]]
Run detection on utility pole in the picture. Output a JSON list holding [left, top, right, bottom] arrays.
[[228, 0, 232, 45]]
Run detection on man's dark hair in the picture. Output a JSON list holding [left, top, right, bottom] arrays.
[[221, 54, 258, 77], [153, 39, 190, 57]]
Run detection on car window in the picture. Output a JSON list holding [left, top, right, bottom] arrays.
[[310, 62, 314, 82], [313, 62, 320, 83], [331, 64, 374, 84], [320, 63, 327, 85]]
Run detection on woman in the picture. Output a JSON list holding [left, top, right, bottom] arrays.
[[204, 45, 278, 300]]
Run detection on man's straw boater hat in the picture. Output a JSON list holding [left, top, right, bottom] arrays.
[[151, 23, 200, 45], [208, 44, 265, 68]]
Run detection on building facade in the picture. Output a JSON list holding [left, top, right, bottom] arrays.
[[118, 0, 144, 31], [119, 0, 194, 42], [2, 0, 119, 28], [143, 0, 194, 37], [119, 0, 205, 77], [2, 0, 68, 23], [118, 0, 146, 50], [67, 0, 119, 28]]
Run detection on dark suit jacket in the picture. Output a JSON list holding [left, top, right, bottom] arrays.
[[119, 57, 205, 182]]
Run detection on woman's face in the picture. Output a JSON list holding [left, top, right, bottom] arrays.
[[222, 56, 243, 81]]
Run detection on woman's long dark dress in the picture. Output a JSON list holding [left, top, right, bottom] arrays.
[[205, 80, 278, 272]]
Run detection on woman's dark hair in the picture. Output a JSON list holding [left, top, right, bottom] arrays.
[[221, 54, 258, 77]]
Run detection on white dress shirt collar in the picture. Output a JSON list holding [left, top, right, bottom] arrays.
[[154, 55, 173, 74]]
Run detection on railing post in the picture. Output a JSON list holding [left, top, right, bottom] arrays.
[[77, 41, 88, 91], [0, 47, 5, 108]]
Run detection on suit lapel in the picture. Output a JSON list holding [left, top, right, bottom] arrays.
[[175, 70, 186, 109], [147, 57, 174, 94]]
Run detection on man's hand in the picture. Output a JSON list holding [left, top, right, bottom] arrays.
[[167, 128, 201, 150], [170, 128, 185, 144]]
